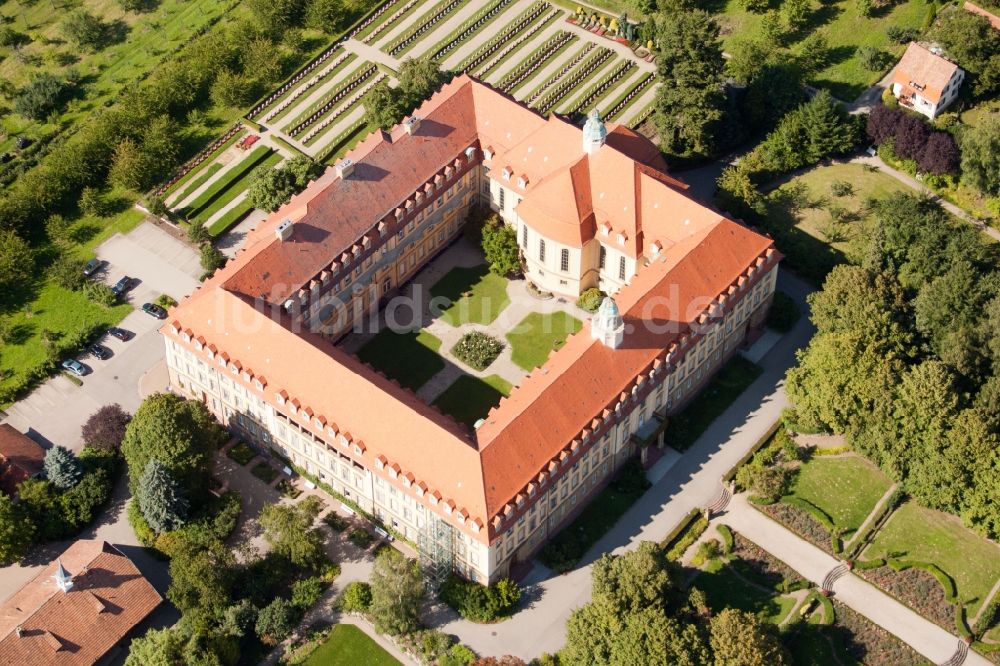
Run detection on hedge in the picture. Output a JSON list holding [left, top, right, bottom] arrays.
[[886, 558, 959, 603], [853, 558, 886, 570], [207, 199, 254, 237], [665, 514, 708, 561], [717, 524, 734, 555], [438, 575, 521, 622], [956, 604, 972, 639], [782, 496, 836, 532], [181, 145, 274, 220], [845, 487, 905, 559], [973, 597, 1000, 636]]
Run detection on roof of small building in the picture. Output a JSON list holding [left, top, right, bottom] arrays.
[[0, 540, 162, 666], [892, 42, 962, 104], [0, 424, 44, 497]]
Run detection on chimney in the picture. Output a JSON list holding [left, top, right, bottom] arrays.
[[404, 116, 421, 135], [275, 219, 294, 242], [15, 626, 22, 638], [336, 158, 355, 179], [53, 560, 73, 593]]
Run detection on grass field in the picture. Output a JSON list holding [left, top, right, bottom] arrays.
[[864, 501, 1000, 615], [431, 374, 512, 427], [761, 162, 910, 283], [716, 0, 929, 100], [506, 311, 582, 371], [355, 328, 444, 392], [788, 455, 892, 532], [696, 559, 798, 624], [430, 264, 510, 326], [303, 624, 399, 666]]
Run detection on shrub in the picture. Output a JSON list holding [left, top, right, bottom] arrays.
[[441, 644, 477, 666], [451, 332, 504, 371], [717, 524, 734, 554], [339, 581, 372, 612], [857, 46, 892, 72], [290, 576, 326, 610], [736, 464, 789, 503], [665, 514, 708, 561], [14, 74, 67, 121], [323, 512, 348, 532], [692, 539, 721, 566], [886, 25, 918, 44], [420, 630, 453, 662], [830, 180, 854, 197], [81, 404, 131, 451], [480, 216, 520, 277], [766, 291, 799, 333], [576, 288, 604, 313], [226, 441, 256, 465], [349, 528, 373, 548], [611, 458, 650, 495], [256, 597, 297, 645], [439, 575, 522, 622]]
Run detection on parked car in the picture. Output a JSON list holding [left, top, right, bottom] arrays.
[[141, 303, 167, 319], [108, 327, 134, 341], [61, 359, 87, 377], [83, 258, 103, 277], [88, 343, 112, 360], [15, 136, 31, 150], [111, 276, 133, 297], [0, 153, 11, 164]]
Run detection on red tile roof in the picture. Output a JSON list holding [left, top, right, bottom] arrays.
[[892, 42, 961, 104], [0, 540, 161, 666], [0, 425, 44, 497], [164, 75, 777, 543]]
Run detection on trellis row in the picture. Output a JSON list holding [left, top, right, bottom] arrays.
[[289, 66, 378, 137], [534, 48, 613, 114], [303, 75, 387, 144], [154, 123, 243, 197], [526, 42, 595, 106], [348, 0, 406, 39], [362, 0, 420, 44], [263, 53, 354, 124], [475, 7, 561, 78], [497, 30, 573, 92], [606, 73, 654, 121], [462, 1, 550, 74], [388, 0, 464, 57], [433, 0, 513, 60], [249, 46, 346, 121], [569, 60, 635, 115]]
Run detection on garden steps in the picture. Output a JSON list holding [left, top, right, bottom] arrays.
[[939, 640, 969, 666], [821, 562, 850, 591]]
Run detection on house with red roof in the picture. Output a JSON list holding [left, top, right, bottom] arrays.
[[0, 540, 161, 665], [160, 75, 780, 583], [890, 42, 965, 119], [0, 424, 44, 497]]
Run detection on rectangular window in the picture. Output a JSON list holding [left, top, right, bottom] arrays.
[[499, 188, 505, 210], [560, 248, 569, 272], [618, 256, 626, 280], [599, 246, 606, 269], [539, 238, 546, 262], [521, 224, 528, 247]]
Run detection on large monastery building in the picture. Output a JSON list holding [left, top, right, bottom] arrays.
[[162, 74, 780, 583]]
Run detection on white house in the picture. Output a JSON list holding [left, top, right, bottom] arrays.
[[890, 42, 964, 119]]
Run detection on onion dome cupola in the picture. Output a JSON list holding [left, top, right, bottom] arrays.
[[591, 296, 625, 349], [582, 109, 608, 154]]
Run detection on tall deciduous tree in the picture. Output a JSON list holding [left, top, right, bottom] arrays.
[[258, 495, 325, 569], [0, 494, 34, 565], [167, 540, 235, 632], [137, 458, 189, 533], [369, 548, 425, 636], [0, 230, 34, 291], [930, 10, 1000, 98], [709, 608, 789, 666], [652, 10, 728, 158], [959, 113, 1000, 197], [82, 404, 132, 450]]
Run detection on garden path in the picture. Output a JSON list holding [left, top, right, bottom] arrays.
[[344, 38, 403, 72], [841, 482, 899, 554], [717, 495, 990, 666], [561, 14, 656, 75], [199, 154, 290, 231], [973, 579, 1000, 628]]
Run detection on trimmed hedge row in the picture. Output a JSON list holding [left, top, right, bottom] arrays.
[[664, 513, 708, 561], [181, 145, 274, 220], [717, 524, 734, 555]]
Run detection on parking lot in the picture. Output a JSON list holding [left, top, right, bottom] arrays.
[[0, 221, 201, 452]]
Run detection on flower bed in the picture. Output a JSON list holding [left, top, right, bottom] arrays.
[[451, 331, 503, 371], [831, 599, 929, 666], [605, 72, 654, 122], [352, 0, 412, 41], [731, 532, 805, 590], [155, 123, 243, 196], [251, 461, 279, 483], [288, 65, 377, 137], [497, 30, 574, 93], [569, 60, 636, 115], [263, 52, 356, 125], [302, 75, 385, 145], [227, 441, 257, 465], [387, 0, 466, 57], [757, 500, 836, 555], [248, 44, 347, 121], [525, 42, 595, 106], [856, 563, 955, 631], [460, 0, 551, 74], [534, 47, 614, 115], [431, 0, 514, 61]]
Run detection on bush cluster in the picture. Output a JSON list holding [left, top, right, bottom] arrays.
[[576, 288, 604, 313], [867, 106, 959, 176], [438, 575, 522, 622], [451, 331, 504, 371]]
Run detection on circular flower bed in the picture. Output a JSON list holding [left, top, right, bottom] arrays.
[[451, 331, 503, 370]]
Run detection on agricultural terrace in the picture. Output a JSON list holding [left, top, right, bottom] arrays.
[[160, 0, 659, 238]]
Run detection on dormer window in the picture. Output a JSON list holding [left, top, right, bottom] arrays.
[[502, 167, 511, 181], [254, 379, 264, 391], [181, 332, 191, 343], [650, 240, 662, 257], [465, 146, 476, 161], [375, 456, 386, 470], [353, 443, 364, 455], [600, 223, 611, 236], [517, 175, 528, 188], [484, 146, 493, 161], [276, 391, 287, 405], [314, 416, 324, 429], [470, 520, 480, 533], [617, 233, 626, 245]]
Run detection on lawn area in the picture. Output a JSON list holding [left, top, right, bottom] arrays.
[[431, 374, 512, 428], [665, 355, 763, 451], [787, 455, 892, 533], [430, 264, 510, 326], [696, 559, 797, 624], [715, 0, 929, 100], [355, 329, 444, 392], [303, 624, 399, 666], [864, 501, 1000, 615], [760, 162, 910, 284], [505, 311, 583, 371]]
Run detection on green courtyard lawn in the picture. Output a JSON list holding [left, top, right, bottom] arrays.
[[430, 264, 510, 326], [760, 162, 911, 283], [431, 374, 513, 428], [506, 311, 583, 371], [665, 355, 763, 451], [787, 455, 892, 533], [863, 501, 1000, 616], [716, 0, 928, 100], [355, 328, 444, 392], [303, 624, 399, 666], [696, 559, 798, 624]]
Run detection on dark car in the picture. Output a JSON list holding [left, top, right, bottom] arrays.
[[61, 359, 88, 377], [83, 258, 103, 277], [0, 153, 11, 164], [108, 327, 133, 341], [15, 136, 31, 150], [141, 303, 168, 319], [88, 343, 112, 360], [111, 276, 133, 297]]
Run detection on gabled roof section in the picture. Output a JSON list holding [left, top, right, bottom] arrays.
[[892, 42, 961, 103], [0, 424, 43, 497]]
